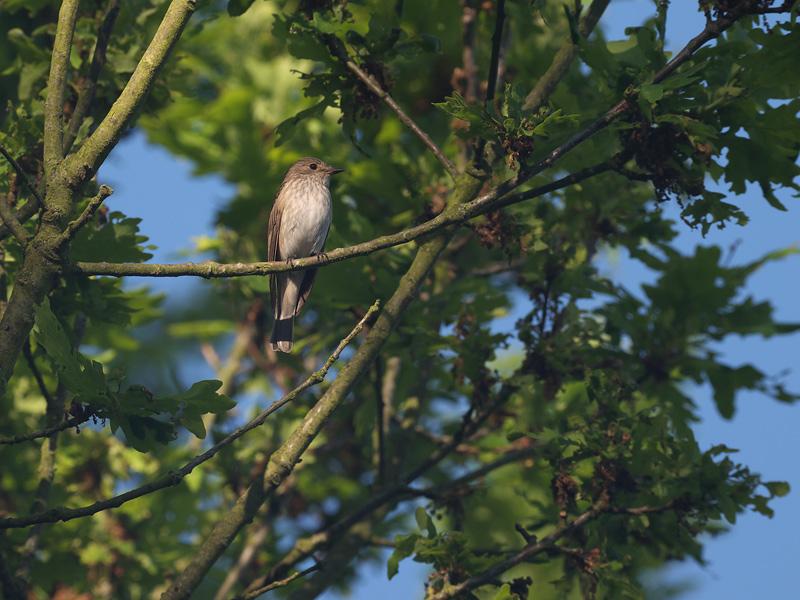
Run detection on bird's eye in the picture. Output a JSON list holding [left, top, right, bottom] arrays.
[[309, 163, 318, 170]]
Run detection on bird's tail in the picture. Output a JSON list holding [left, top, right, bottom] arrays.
[[270, 317, 294, 353]]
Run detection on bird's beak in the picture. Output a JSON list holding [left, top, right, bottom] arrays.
[[328, 166, 345, 175]]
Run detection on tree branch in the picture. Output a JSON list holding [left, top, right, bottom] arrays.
[[237, 564, 320, 600], [0, 143, 44, 208], [0, 190, 31, 246], [0, 414, 91, 446], [0, 198, 40, 243], [485, 0, 506, 107], [57, 184, 113, 246], [43, 0, 80, 182], [0, 302, 378, 530], [522, 0, 611, 112], [63, 0, 197, 185], [213, 523, 270, 600], [72, 161, 610, 279], [63, 0, 121, 154], [323, 35, 457, 179]]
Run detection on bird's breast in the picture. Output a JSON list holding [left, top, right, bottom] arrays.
[[278, 184, 332, 258]]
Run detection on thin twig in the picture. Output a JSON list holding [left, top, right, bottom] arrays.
[[0, 302, 379, 530], [22, 343, 56, 409], [214, 523, 270, 600], [485, 0, 506, 107], [460, 0, 480, 104], [63, 0, 121, 154], [237, 564, 320, 599], [322, 35, 457, 179], [522, 0, 611, 112], [0, 190, 31, 245], [57, 184, 113, 245], [0, 414, 91, 445], [0, 143, 44, 207]]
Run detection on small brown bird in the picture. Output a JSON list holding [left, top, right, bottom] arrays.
[[267, 157, 344, 352]]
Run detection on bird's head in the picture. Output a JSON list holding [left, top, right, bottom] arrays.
[[285, 157, 344, 187]]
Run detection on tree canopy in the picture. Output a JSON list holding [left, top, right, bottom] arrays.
[[0, 1, 799, 598]]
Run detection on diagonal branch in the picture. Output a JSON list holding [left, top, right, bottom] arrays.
[[323, 35, 457, 179], [522, 0, 611, 112], [57, 184, 113, 246], [43, 0, 80, 182], [237, 565, 320, 600], [0, 302, 379, 530], [0, 189, 31, 246], [485, 0, 506, 107], [64, 0, 197, 186], [63, 0, 122, 154], [0, 143, 44, 208], [429, 500, 678, 600], [72, 160, 612, 279]]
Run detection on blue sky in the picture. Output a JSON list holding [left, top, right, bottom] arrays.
[[98, 1, 799, 597]]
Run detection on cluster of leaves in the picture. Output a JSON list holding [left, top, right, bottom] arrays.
[[434, 85, 578, 168]]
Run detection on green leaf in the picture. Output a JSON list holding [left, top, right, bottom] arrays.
[[227, 0, 256, 17], [492, 584, 514, 600], [387, 533, 418, 580], [766, 481, 790, 497], [640, 83, 665, 104], [415, 507, 437, 538], [433, 93, 498, 138]]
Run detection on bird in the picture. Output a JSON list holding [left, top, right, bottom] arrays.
[[267, 157, 344, 352]]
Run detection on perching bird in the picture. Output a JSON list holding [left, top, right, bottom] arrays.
[[267, 157, 344, 352]]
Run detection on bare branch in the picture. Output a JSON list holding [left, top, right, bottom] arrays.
[[522, 0, 611, 112], [43, 0, 80, 181], [459, 1, 480, 104], [0, 190, 31, 246], [213, 524, 270, 600], [485, 0, 507, 107], [72, 161, 611, 279], [0, 143, 44, 207], [63, 0, 122, 154], [237, 565, 320, 600], [0, 414, 91, 446], [0, 302, 379, 530], [57, 184, 113, 245], [0, 198, 40, 243], [64, 0, 197, 186], [323, 35, 457, 179]]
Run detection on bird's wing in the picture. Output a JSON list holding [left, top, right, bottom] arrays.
[[267, 195, 283, 318], [293, 225, 330, 316]]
